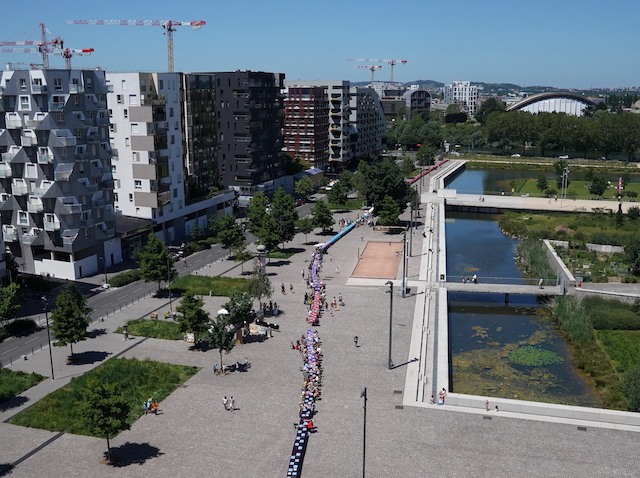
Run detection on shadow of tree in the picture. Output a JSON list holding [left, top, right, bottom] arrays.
[[0, 463, 13, 476], [242, 334, 268, 343], [68, 351, 111, 366], [86, 328, 108, 339], [267, 260, 291, 267], [11, 326, 44, 339], [0, 395, 29, 412], [108, 442, 163, 467]]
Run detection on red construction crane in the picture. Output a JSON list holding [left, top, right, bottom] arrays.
[[54, 48, 94, 69], [348, 58, 408, 85], [65, 19, 206, 72], [0, 23, 64, 68], [355, 65, 382, 84]]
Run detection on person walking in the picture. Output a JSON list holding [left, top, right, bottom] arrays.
[[222, 396, 229, 411], [281, 283, 286, 294], [353, 336, 359, 347], [538, 278, 544, 289], [290, 283, 294, 294], [229, 396, 235, 412], [485, 399, 489, 411]]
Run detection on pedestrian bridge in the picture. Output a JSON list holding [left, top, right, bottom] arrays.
[[445, 281, 563, 296]]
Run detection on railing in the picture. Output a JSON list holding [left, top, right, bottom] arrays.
[[27, 202, 43, 213], [56, 136, 77, 146], [48, 101, 65, 111], [31, 84, 47, 94], [80, 218, 94, 228], [37, 152, 54, 164], [12, 184, 27, 196], [62, 235, 76, 245], [44, 221, 60, 231], [22, 234, 38, 245], [0, 166, 12, 178], [68, 84, 84, 94], [60, 203, 82, 214], [92, 198, 106, 208], [3, 230, 17, 242], [5, 117, 22, 128], [24, 119, 43, 128]]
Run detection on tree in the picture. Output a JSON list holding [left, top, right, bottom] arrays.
[[190, 223, 205, 241], [234, 248, 254, 274], [536, 176, 549, 195], [223, 291, 253, 328], [361, 157, 412, 215], [311, 200, 334, 231], [588, 175, 608, 197], [3, 251, 19, 284], [377, 195, 402, 226], [270, 187, 298, 248], [135, 234, 177, 292], [626, 238, 640, 275], [416, 143, 436, 167], [298, 216, 314, 243], [246, 192, 269, 234], [255, 214, 280, 254], [475, 97, 506, 124], [207, 314, 236, 370], [339, 170, 353, 192], [554, 160, 570, 189], [327, 181, 348, 207], [216, 215, 246, 255], [176, 293, 210, 348], [294, 175, 314, 199], [50, 283, 92, 357], [0, 282, 21, 326], [400, 156, 416, 178], [245, 261, 273, 305], [79, 377, 130, 463]]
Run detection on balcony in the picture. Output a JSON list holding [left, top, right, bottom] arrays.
[[80, 218, 94, 228], [54, 135, 76, 146], [5, 116, 22, 128], [21, 136, 37, 147], [37, 152, 54, 164], [12, 182, 27, 196], [101, 179, 114, 189], [24, 119, 43, 128], [94, 100, 106, 109], [1, 151, 17, 162], [68, 84, 84, 94], [63, 235, 76, 245], [22, 233, 39, 245], [31, 84, 47, 94], [86, 133, 100, 143], [75, 152, 89, 161], [48, 100, 65, 111], [3, 226, 17, 242], [107, 85, 114, 93], [59, 201, 82, 214], [0, 163, 12, 178], [27, 200, 43, 213], [44, 220, 61, 231]]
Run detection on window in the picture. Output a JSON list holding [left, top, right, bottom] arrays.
[[19, 96, 29, 110], [20, 79, 27, 91], [133, 152, 140, 162], [159, 79, 163, 89], [54, 78, 62, 91], [131, 123, 139, 134], [121, 79, 126, 90], [173, 188, 178, 198], [134, 180, 142, 190], [169, 107, 174, 117], [108, 109, 113, 118], [18, 211, 28, 225], [129, 94, 138, 106], [140, 79, 146, 92], [109, 124, 117, 133], [129, 193, 133, 203], [111, 165, 117, 173], [123, 109, 128, 119], [114, 192, 119, 202], [85, 77, 92, 89], [73, 95, 79, 106], [117, 95, 123, 104], [125, 138, 130, 147]]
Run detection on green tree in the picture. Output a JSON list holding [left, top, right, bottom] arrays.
[[176, 293, 210, 348], [361, 157, 412, 215], [50, 283, 92, 357], [234, 248, 254, 274], [190, 223, 205, 241], [623, 366, 640, 411], [311, 200, 334, 231], [255, 214, 280, 254], [135, 234, 177, 292], [245, 261, 273, 305], [327, 181, 348, 207], [207, 314, 236, 370], [216, 215, 246, 254], [294, 175, 314, 199], [0, 282, 21, 326], [475, 97, 506, 124], [352, 160, 370, 204], [588, 175, 608, 197], [246, 192, 269, 234], [319, 176, 330, 188], [416, 143, 436, 167], [536, 176, 549, 194], [339, 170, 353, 192], [222, 291, 253, 328], [298, 216, 315, 243], [377, 195, 402, 226], [554, 160, 570, 189], [3, 251, 19, 284], [79, 377, 130, 463], [271, 187, 298, 248], [626, 238, 640, 275], [628, 206, 640, 220], [400, 156, 416, 178]]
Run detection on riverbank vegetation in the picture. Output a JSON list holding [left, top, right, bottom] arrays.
[[515, 239, 557, 284]]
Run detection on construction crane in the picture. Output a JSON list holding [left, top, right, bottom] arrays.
[[4, 62, 43, 70], [348, 58, 408, 85], [65, 19, 206, 72], [0, 23, 64, 68], [355, 65, 382, 84], [54, 48, 94, 69]]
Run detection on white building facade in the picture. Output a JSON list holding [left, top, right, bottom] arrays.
[[443, 80, 478, 114]]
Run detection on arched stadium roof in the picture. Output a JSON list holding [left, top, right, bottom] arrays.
[[507, 92, 595, 116]]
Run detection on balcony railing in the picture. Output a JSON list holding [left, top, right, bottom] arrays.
[[48, 100, 65, 111], [44, 220, 61, 231], [56, 136, 77, 146], [86, 133, 100, 143], [31, 84, 47, 94], [80, 218, 94, 228], [21, 136, 37, 147], [24, 119, 43, 128], [5, 117, 22, 128], [37, 152, 54, 164], [0, 165, 12, 178], [68, 84, 84, 94], [92, 198, 106, 208], [60, 203, 82, 214], [96, 116, 109, 126], [3, 230, 17, 242], [27, 201, 43, 213], [62, 236, 76, 245], [12, 183, 27, 196], [22, 234, 38, 245], [1, 152, 17, 162]]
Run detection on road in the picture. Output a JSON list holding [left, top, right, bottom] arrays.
[[0, 200, 318, 367]]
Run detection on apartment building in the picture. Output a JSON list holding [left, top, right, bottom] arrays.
[[349, 87, 387, 158], [107, 72, 234, 250], [443, 80, 478, 114], [0, 68, 120, 280], [214, 71, 285, 200], [283, 85, 329, 168]]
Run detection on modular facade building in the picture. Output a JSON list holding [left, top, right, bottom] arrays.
[[106, 72, 234, 251], [443, 80, 478, 114], [0, 68, 120, 280], [349, 87, 387, 159]]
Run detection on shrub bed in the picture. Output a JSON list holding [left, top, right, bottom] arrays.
[[171, 275, 249, 296], [108, 269, 141, 288], [0, 368, 45, 403]]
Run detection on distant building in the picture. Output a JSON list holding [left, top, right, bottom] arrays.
[[506, 92, 595, 116], [379, 86, 431, 119], [443, 81, 478, 114], [283, 85, 329, 168], [350, 87, 387, 159], [0, 68, 119, 280]]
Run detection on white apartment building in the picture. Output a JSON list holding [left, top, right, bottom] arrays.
[[349, 87, 387, 158], [443, 80, 478, 114]]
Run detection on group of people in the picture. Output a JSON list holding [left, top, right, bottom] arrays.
[[213, 358, 251, 375], [297, 330, 322, 431], [461, 274, 478, 284], [221, 395, 236, 412], [260, 300, 280, 317], [143, 397, 159, 415]]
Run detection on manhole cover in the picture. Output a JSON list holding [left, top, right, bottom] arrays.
[[395, 405, 404, 410]]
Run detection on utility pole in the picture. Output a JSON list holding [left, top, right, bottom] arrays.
[[42, 296, 55, 380]]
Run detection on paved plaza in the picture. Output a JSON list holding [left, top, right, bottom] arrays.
[[1, 202, 639, 477]]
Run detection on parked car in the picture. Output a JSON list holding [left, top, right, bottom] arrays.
[[511, 153, 521, 157], [559, 155, 569, 159]]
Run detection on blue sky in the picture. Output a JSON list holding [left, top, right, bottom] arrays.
[[1, 0, 637, 90]]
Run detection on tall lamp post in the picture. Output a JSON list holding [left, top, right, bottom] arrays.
[[401, 231, 407, 298], [360, 387, 367, 478], [385, 281, 393, 369], [41, 296, 55, 380], [166, 253, 173, 313], [561, 167, 570, 208]]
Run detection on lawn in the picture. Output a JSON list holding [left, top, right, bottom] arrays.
[[171, 275, 249, 296], [9, 358, 199, 436], [116, 318, 183, 340], [0, 368, 45, 403], [596, 330, 640, 375], [520, 178, 640, 200]]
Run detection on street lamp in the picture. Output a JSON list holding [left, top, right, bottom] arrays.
[[385, 281, 393, 369], [401, 231, 407, 298], [360, 387, 367, 478], [41, 296, 55, 380], [561, 167, 570, 207], [99, 257, 107, 285], [166, 253, 173, 313]]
